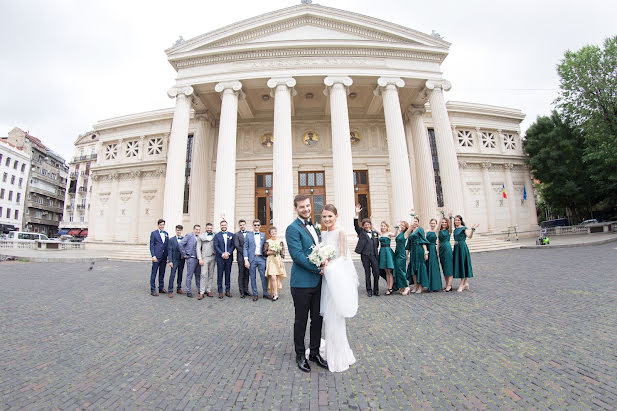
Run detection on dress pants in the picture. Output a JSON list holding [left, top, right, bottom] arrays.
[[291, 284, 323, 357], [237, 253, 249, 295], [249, 256, 268, 296], [168, 259, 185, 292], [199, 258, 216, 294], [216, 257, 233, 293], [150, 257, 166, 291], [361, 253, 380, 293], [185, 257, 201, 294]]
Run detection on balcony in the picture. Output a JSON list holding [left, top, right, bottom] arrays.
[[27, 201, 64, 214], [70, 171, 79, 178], [28, 185, 66, 201], [25, 216, 59, 226], [76, 204, 87, 210], [78, 186, 87, 193], [32, 169, 63, 186], [72, 154, 97, 163]]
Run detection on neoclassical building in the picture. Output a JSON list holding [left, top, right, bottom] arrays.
[[79, 3, 537, 249]]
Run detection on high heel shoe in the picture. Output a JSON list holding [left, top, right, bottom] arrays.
[[401, 287, 410, 296], [444, 286, 452, 292], [385, 289, 393, 295], [415, 287, 423, 294], [463, 284, 470, 291]]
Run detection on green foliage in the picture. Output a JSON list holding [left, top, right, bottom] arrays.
[[523, 112, 600, 221], [556, 36, 617, 204]]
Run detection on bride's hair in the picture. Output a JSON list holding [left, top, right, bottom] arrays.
[[322, 203, 338, 215]]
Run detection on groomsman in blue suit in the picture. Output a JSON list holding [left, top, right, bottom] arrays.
[[166, 225, 185, 298], [149, 218, 169, 296], [213, 220, 235, 299], [286, 195, 328, 372], [243, 219, 270, 302]]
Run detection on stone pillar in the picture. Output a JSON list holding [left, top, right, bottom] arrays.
[[481, 162, 496, 231], [267, 77, 296, 232], [374, 77, 414, 222], [425, 80, 465, 214], [324, 76, 355, 233], [408, 106, 438, 222], [504, 163, 518, 228], [189, 113, 214, 226], [213, 81, 242, 226], [128, 171, 142, 242], [163, 86, 193, 229]]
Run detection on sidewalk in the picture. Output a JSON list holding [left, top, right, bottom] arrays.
[[1, 232, 617, 263]]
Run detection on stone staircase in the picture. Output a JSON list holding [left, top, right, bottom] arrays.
[[466, 234, 522, 253], [107, 245, 152, 262]]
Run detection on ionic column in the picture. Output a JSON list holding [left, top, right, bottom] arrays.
[[375, 77, 414, 222], [189, 113, 214, 226], [425, 80, 465, 214], [481, 162, 496, 231], [163, 86, 193, 229], [504, 163, 518, 228], [267, 77, 296, 232], [128, 171, 142, 242], [213, 81, 242, 226], [324, 76, 355, 233], [407, 106, 438, 222]]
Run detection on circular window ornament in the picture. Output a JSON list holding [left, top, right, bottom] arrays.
[[261, 133, 273, 148], [350, 131, 361, 144], [302, 130, 319, 146]]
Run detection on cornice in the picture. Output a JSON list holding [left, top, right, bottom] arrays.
[[93, 108, 176, 131], [446, 101, 526, 121]]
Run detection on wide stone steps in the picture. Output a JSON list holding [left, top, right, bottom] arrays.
[[107, 246, 152, 262]]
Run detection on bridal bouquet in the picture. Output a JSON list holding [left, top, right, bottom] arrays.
[[308, 242, 336, 267], [269, 242, 282, 256]]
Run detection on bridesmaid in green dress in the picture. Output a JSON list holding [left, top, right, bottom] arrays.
[[378, 222, 396, 295], [425, 218, 443, 292], [452, 215, 479, 292], [405, 216, 429, 294], [393, 221, 412, 295], [438, 215, 454, 292]]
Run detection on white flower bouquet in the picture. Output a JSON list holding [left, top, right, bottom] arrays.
[[269, 242, 282, 256], [308, 242, 335, 267]]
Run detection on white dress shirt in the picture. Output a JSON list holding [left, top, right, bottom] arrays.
[[222, 232, 228, 253], [159, 231, 165, 243], [300, 217, 319, 244], [254, 232, 262, 256]]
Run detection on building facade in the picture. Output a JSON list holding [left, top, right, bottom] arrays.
[[6, 128, 68, 237], [80, 4, 537, 249], [0, 138, 31, 233]]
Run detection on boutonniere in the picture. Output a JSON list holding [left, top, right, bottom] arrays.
[[315, 223, 322, 232], [372, 232, 378, 239]]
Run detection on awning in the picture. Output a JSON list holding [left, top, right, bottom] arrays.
[[68, 229, 81, 236], [57, 229, 69, 236], [78, 229, 88, 237]]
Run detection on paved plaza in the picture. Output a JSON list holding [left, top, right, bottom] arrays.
[[1, 244, 616, 410]]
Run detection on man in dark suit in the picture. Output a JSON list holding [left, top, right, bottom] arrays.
[[149, 218, 169, 296], [354, 204, 381, 297], [166, 224, 185, 298], [213, 220, 235, 299], [233, 219, 250, 298], [286, 194, 328, 373], [243, 219, 269, 301]]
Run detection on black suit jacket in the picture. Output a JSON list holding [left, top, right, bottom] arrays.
[[233, 230, 247, 258], [354, 218, 380, 256]]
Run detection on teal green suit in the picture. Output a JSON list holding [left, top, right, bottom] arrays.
[[286, 218, 322, 288]]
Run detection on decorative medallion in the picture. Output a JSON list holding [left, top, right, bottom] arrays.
[[302, 130, 319, 146], [261, 133, 273, 148], [350, 131, 361, 144]]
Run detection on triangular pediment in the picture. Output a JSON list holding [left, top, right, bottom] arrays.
[[167, 4, 449, 61]]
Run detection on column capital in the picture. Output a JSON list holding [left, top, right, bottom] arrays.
[[424, 79, 452, 92], [267, 77, 296, 89], [481, 161, 492, 169], [504, 162, 514, 170], [167, 86, 194, 99], [405, 105, 426, 121], [195, 111, 216, 127], [374, 77, 405, 96], [214, 80, 243, 94], [323, 76, 353, 95]]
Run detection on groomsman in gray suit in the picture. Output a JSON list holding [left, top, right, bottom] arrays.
[[179, 224, 201, 298], [197, 223, 216, 299]]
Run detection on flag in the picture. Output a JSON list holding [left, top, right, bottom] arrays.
[[502, 184, 507, 199], [523, 186, 527, 200]]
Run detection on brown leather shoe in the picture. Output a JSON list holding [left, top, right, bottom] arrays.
[[225, 291, 232, 298], [206, 292, 213, 297], [168, 293, 173, 298], [218, 293, 224, 299], [252, 295, 258, 301], [198, 294, 204, 300], [176, 289, 185, 295], [151, 291, 159, 296], [263, 294, 272, 300]]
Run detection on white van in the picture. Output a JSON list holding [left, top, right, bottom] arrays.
[[7, 231, 50, 241]]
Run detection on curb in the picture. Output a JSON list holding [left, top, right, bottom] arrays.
[[0, 254, 109, 263], [520, 236, 617, 249]]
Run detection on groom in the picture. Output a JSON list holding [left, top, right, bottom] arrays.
[[286, 194, 328, 373]]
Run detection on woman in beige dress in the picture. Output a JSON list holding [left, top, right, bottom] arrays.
[[265, 226, 287, 301]]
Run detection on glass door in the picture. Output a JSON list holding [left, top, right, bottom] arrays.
[[255, 173, 273, 233], [298, 171, 326, 225]]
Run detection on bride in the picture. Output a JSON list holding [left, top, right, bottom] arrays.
[[319, 203, 359, 372]]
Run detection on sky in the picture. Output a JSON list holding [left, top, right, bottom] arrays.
[[1, 0, 615, 161]]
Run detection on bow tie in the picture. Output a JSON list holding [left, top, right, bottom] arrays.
[[221, 231, 227, 234], [159, 231, 164, 234], [241, 231, 246, 234], [304, 220, 313, 226], [254, 232, 260, 235], [177, 236, 183, 240]]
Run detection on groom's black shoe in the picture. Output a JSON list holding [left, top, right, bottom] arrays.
[[296, 355, 311, 373], [308, 354, 328, 369]]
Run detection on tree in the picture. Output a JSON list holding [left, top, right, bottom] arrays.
[[523, 111, 600, 222], [556, 36, 617, 204]]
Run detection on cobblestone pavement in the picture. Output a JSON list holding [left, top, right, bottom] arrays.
[[1, 244, 616, 410]]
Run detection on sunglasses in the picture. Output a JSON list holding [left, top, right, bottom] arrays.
[[253, 224, 261, 227]]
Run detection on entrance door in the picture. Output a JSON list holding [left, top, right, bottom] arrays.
[[298, 171, 326, 225], [255, 173, 273, 234], [354, 170, 370, 221]]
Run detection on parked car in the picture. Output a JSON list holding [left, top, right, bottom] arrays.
[[580, 219, 599, 226], [7, 231, 50, 241]]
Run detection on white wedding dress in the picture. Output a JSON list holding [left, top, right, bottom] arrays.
[[319, 228, 359, 372]]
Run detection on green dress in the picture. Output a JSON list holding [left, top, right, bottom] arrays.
[[406, 227, 429, 286], [378, 236, 395, 269], [425, 231, 443, 291], [453, 226, 474, 278], [393, 231, 409, 290], [438, 229, 454, 277]]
